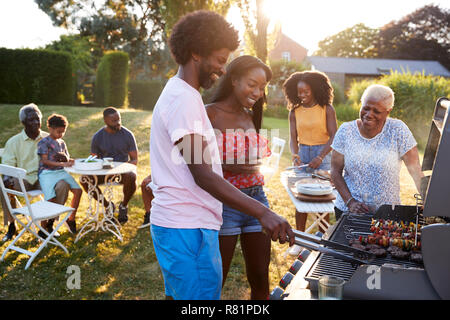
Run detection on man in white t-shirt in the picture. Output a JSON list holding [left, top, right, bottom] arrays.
[[149, 10, 295, 300]]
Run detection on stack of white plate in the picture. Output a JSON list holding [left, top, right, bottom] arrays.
[[296, 183, 333, 196], [74, 158, 103, 171]]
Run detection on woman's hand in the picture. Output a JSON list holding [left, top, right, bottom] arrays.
[[292, 154, 301, 166], [308, 156, 323, 169], [347, 198, 369, 214]]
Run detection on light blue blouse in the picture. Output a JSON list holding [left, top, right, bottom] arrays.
[[331, 118, 417, 211]]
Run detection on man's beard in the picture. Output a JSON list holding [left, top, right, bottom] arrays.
[[107, 124, 120, 132], [198, 61, 220, 90]]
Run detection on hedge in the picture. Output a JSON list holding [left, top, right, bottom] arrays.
[[95, 51, 129, 108], [0, 48, 74, 105], [128, 79, 165, 110]]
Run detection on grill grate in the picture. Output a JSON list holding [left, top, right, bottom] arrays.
[[306, 208, 425, 286]]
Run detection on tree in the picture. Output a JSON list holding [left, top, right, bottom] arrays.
[[36, 1, 165, 67], [45, 34, 99, 74], [269, 59, 306, 88], [161, 0, 231, 35], [237, 0, 270, 62], [35, 0, 233, 79], [314, 23, 379, 58], [45, 34, 101, 103], [377, 4, 450, 70]]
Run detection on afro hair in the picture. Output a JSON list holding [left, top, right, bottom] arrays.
[[282, 71, 334, 110], [169, 10, 239, 65]]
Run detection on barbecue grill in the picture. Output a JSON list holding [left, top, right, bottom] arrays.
[[277, 97, 450, 300]]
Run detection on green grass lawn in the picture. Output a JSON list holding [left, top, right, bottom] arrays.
[[0, 104, 304, 300], [0, 104, 420, 299]]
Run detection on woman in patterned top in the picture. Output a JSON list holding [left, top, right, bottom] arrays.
[[331, 84, 423, 219], [206, 55, 273, 299]]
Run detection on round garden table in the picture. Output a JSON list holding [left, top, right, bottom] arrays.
[[65, 161, 137, 243]]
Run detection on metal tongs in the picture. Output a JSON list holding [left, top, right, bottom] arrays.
[[284, 164, 309, 171], [312, 172, 331, 181], [291, 229, 375, 265]]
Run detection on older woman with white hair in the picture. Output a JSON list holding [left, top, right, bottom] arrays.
[[331, 84, 423, 219]]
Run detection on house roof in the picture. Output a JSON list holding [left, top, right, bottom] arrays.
[[307, 56, 450, 77]]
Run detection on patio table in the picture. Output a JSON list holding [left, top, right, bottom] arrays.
[[65, 161, 136, 242]]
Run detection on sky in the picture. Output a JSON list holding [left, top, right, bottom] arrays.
[[0, 0, 449, 54]]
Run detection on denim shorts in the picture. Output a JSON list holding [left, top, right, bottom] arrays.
[[150, 225, 222, 300], [298, 143, 331, 171], [220, 185, 269, 236]]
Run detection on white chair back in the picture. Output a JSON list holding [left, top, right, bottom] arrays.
[[260, 137, 286, 183], [0, 163, 74, 270], [0, 148, 4, 158], [0, 164, 34, 219]]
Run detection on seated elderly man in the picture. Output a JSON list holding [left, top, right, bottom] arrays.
[[331, 84, 423, 219], [1, 103, 70, 241], [81, 107, 138, 224]]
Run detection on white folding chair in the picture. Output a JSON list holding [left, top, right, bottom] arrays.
[[0, 164, 74, 270], [260, 137, 286, 184]]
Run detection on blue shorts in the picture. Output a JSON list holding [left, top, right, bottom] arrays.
[[38, 169, 80, 201], [150, 225, 222, 300], [298, 143, 331, 171], [220, 185, 269, 236]]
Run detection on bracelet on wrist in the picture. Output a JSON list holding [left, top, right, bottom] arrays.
[[345, 197, 354, 206], [317, 155, 323, 161]]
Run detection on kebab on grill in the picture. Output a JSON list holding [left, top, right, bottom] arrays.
[[349, 218, 423, 261]]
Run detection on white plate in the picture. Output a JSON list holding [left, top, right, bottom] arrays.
[[74, 158, 103, 171], [296, 182, 333, 196]]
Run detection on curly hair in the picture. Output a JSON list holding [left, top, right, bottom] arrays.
[[47, 114, 68, 128], [210, 55, 272, 133], [282, 71, 334, 110], [169, 10, 239, 65]]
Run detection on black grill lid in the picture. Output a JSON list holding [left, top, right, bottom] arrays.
[[422, 97, 450, 218]]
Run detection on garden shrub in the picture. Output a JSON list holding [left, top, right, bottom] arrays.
[[0, 48, 74, 105], [331, 81, 346, 105], [334, 103, 360, 124], [95, 51, 129, 108], [128, 79, 165, 110]]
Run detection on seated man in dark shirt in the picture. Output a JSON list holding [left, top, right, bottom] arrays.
[[81, 107, 138, 224]]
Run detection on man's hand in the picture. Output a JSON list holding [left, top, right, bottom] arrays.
[[142, 175, 152, 191], [259, 209, 295, 246]]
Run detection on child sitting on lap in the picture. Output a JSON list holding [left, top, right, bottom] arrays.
[[37, 114, 82, 234]]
